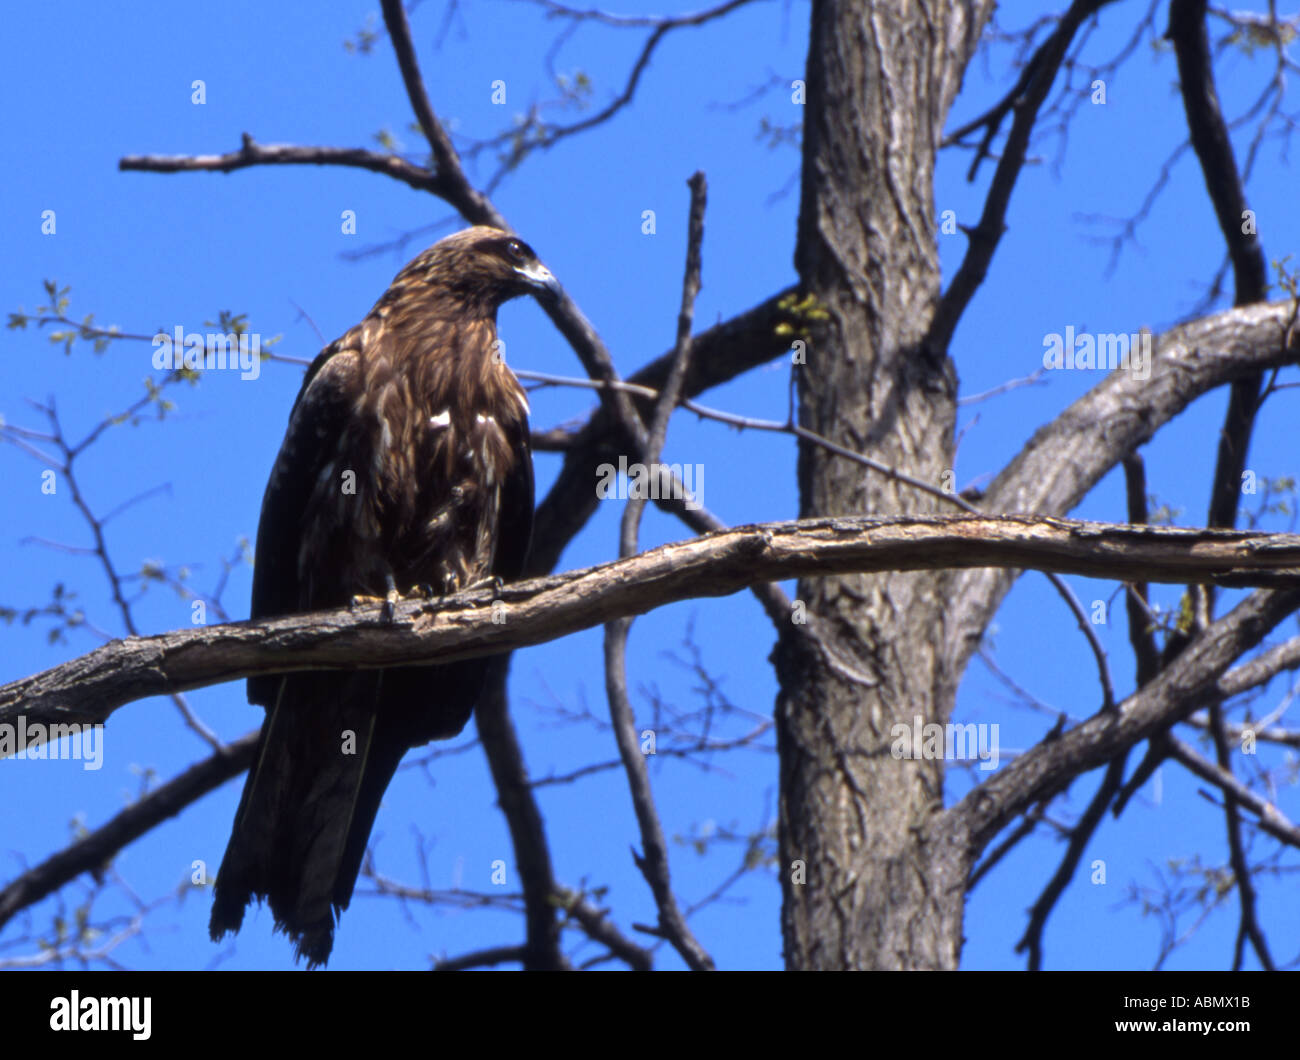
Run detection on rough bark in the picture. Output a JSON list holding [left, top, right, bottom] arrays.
[[10, 514, 1293, 730], [776, 0, 992, 970]]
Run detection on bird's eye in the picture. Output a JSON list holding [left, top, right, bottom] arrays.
[[504, 239, 526, 262]]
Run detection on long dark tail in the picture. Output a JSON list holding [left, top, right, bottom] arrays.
[[209, 671, 407, 968]]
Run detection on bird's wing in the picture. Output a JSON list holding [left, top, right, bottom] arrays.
[[246, 339, 361, 707], [493, 400, 535, 582]]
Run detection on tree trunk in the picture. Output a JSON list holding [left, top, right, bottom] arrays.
[[776, 0, 989, 970]]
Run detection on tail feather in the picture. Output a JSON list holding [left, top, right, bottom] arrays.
[[209, 671, 405, 968], [210, 660, 488, 967]]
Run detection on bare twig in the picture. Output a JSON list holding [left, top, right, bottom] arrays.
[[929, 0, 1120, 357], [1014, 757, 1126, 970], [1206, 694, 1276, 969], [2, 397, 225, 753], [604, 172, 714, 971]]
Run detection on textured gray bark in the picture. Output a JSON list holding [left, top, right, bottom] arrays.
[[777, 0, 992, 971], [776, 0, 1300, 971]]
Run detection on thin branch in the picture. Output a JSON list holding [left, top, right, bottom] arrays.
[[528, 721, 773, 787], [1042, 572, 1115, 712], [967, 801, 1050, 890], [956, 367, 1047, 405], [1206, 694, 1276, 969], [433, 944, 529, 971], [498, 2, 757, 159], [1123, 453, 1161, 686], [473, 660, 565, 969], [1014, 757, 1126, 970], [520, 367, 983, 513], [378, 0, 502, 225], [928, 0, 1120, 357], [1162, 732, 1300, 848], [1169, 0, 1269, 560], [9, 398, 225, 753], [554, 887, 654, 971], [121, 134, 450, 197], [604, 172, 714, 972]]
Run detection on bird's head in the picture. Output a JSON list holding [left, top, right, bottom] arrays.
[[386, 226, 561, 317]]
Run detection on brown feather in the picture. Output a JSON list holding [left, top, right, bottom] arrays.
[[210, 226, 551, 967]]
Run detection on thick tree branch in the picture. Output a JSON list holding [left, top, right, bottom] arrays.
[[949, 583, 1300, 855], [1215, 634, 1300, 701], [4, 515, 1299, 732], [982, 302, 1298, 523], [947, 297, 1300, 681]]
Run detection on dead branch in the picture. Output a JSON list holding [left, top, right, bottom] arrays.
[[3, 514, 1299, 732]]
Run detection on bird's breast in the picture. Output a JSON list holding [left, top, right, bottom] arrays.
[[355, 386, 519, 592]]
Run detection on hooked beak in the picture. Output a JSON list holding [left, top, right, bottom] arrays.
[[514, 260, 563, 300]]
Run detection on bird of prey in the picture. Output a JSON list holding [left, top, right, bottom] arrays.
[[209, 226, 556, 967]]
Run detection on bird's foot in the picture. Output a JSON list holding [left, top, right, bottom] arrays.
[[350, 575, 401, 624], [463, 574, 504, 596]]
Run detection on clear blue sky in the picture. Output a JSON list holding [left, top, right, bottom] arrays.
[[2, 0, 1297, 970]]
